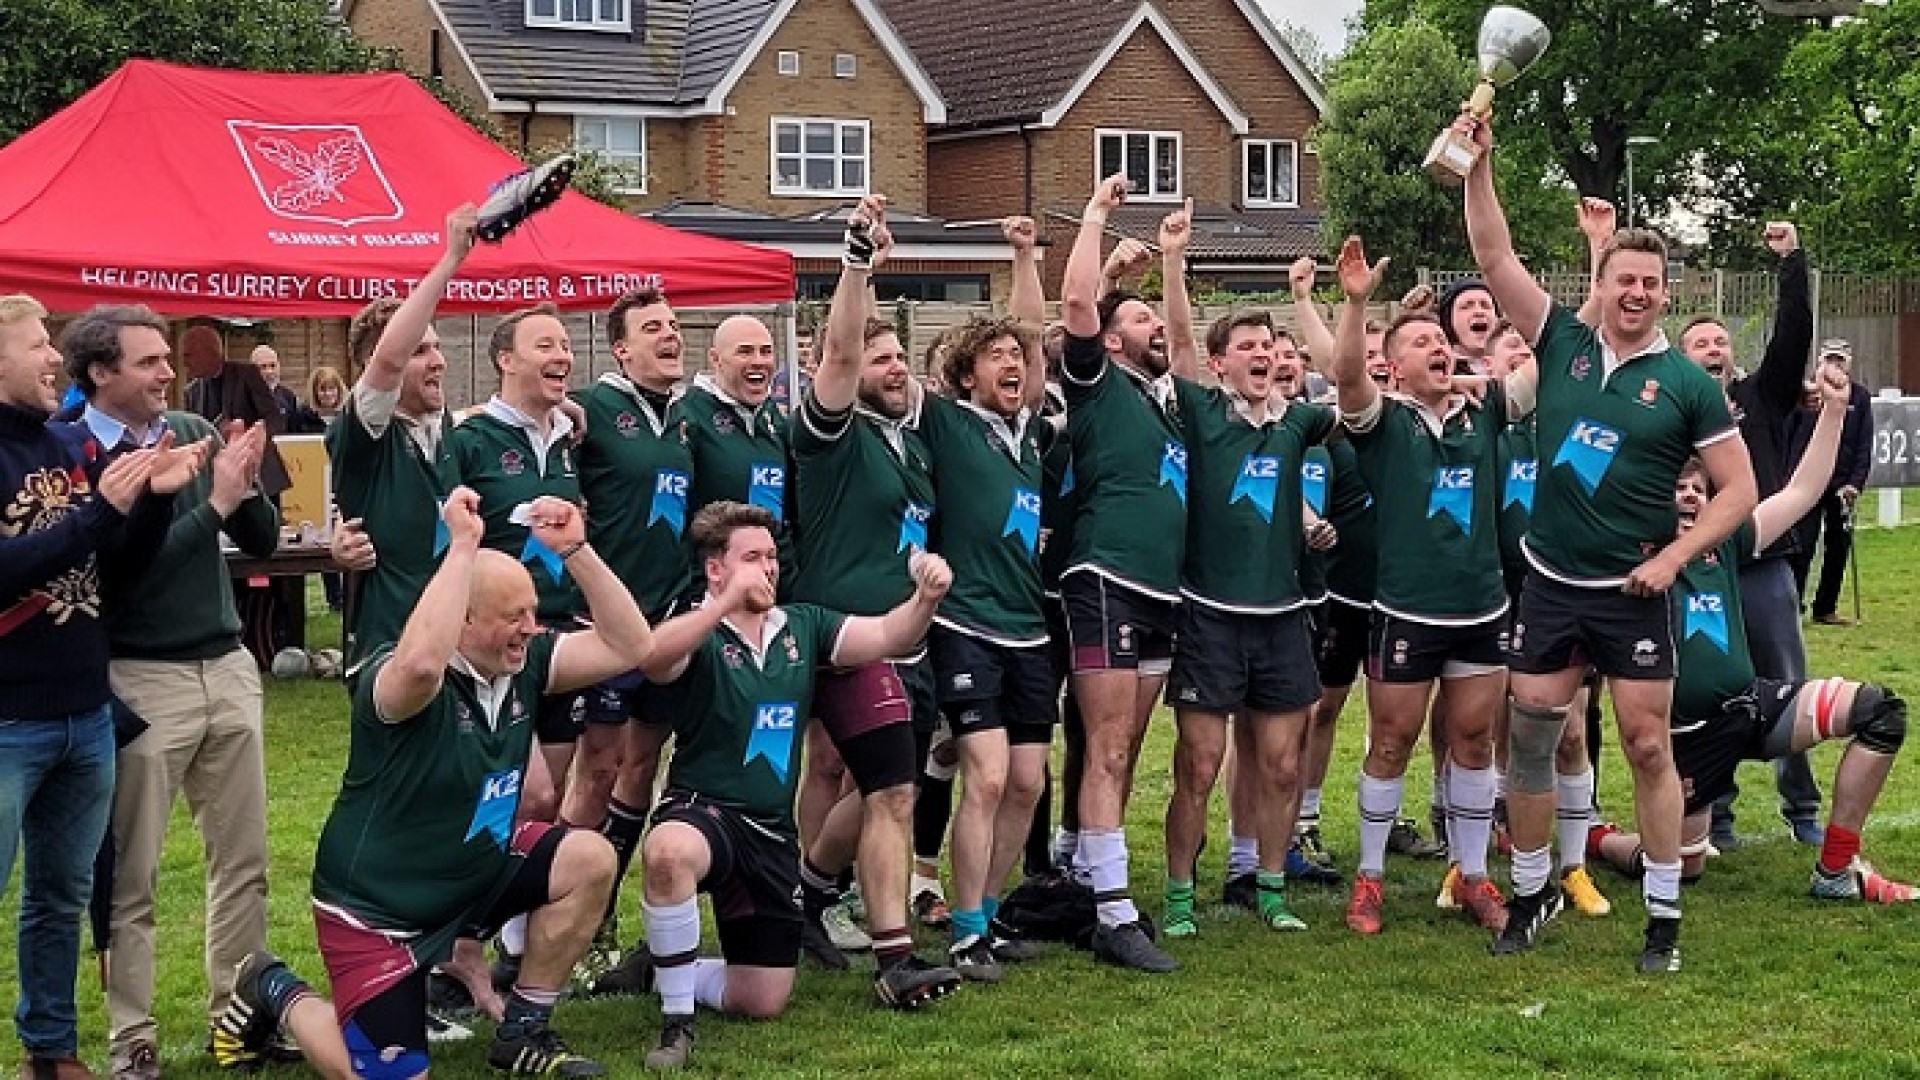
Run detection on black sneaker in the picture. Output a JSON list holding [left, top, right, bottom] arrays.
[[486, 1023, 607, 1077], [210, 951, 290, 1069], [1091, 920, 1178, 973], [1637, 916, 1682, 975], [948, 935, 1004, 984], [1489, 883, 1564, 956], [643, 1015, 695, 1071], [490, 945, 523, 994], [987, 919, 1042, 962], [426, 970, 479, 1020], [1390, 816, 1447, 860], [1221, 873, 1259, 911], [588, 942, 657, 997], [800, 908, 851, 971], [425, 1009, 475, 1043], [872, 955, 962, 1009]]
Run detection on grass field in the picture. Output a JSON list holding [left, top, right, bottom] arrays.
[[8, 527, 1920, 1077]]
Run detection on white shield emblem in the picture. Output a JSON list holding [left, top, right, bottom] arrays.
[[227, 121, 404, 227]]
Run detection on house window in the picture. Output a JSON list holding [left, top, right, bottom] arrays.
[[777, 50, 800, 75], [525, 0, 628, 31], [834, 53, 857, 78], [574, 116, 646, 193], [771, 118, 869, 197], [1096, 130, 1181, 201], [1244, 140, 1298, 207]]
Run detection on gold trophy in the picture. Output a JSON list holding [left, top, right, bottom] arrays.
[[1423, 6, 1551, 185]]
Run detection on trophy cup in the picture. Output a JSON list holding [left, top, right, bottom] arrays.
[[1423, 6, 1551, 185]]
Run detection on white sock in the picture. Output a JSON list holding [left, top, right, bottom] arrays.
[[1434, 758, 1455, 854], [1357, 773, 1402, 877], [910, 871, 944, 900], [498, 913, 528, 957], [1053, 828, 1078, 867], [1299, 788, 1323, 824], [692, 958, 728, 1012], [643, 896, 702, 1016], [1447, 764, 1497, 879], [1556, 770, 1595, 868], [1078, 828, 1138, 927], [1227, 833, 1259, 877], [1511, 845, 1552, 898], [1643, 859, 1683, 921]]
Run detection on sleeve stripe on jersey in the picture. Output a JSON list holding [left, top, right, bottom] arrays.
[[1340, 392, 1384, 434], [798, 395, 852, 444], [825, 616, 853, 669], [1694, 425, 1739, 450]]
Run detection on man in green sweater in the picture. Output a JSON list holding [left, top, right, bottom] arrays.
[[64, 304, 282, 1078]]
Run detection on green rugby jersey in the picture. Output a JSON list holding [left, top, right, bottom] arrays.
[[920, 394, 1049, 646], [1321, 435, 1377, 607], [1528, 305, 1737, 586], [680, 373, 790, 524], [442, 401, 584, 623], [1180, 389, 1335, 613], [1672, 522, 1758, 721], [790, 390, 936, 619], [1039, 388, 1074, 599], [311, 633, 556, 930], [664, 604, 846, 840], [573, 375, 694, 621], [1059, 333, 1188, 600], [1346, 387, 1508, 625], [1300, 444, 1331, 605], [1497, 416, 1539, 591], [328, 387, 452, 672]]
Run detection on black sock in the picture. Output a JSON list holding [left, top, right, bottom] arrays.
[[502, 987, 558, 1032], [601, 797, 648, 920], [800, 856, 839, 916]]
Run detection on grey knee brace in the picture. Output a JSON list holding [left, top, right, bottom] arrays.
[[1851, 685, 1907, 755], [1508, 701, 1568, 794]]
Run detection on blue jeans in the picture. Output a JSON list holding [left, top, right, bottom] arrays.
[[0, 705, 116, 1059], [1739, 557, 1824, 820]]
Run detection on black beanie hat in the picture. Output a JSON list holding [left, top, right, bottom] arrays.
[[1436, 278, 1496, 347]]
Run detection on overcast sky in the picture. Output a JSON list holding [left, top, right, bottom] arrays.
[[1257, 0, 1364, 60]]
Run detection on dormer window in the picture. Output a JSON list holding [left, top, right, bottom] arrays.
[[526, 0, 628, 32]]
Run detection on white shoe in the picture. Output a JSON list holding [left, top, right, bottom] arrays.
[[823, 898, 872, 951]]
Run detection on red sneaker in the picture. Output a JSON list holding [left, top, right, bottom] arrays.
[[1454, 874, 1510, 932], [1345, 874, 1385, 935]]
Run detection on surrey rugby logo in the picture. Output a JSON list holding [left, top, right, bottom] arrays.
[[226, 121, 404, 227]]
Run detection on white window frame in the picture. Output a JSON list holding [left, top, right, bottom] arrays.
[[770, 117, 871, 198], [833, 53, 857, 78], [573, 114, 647, 194], [777, 50, 801, 76], [524, 0, 629, 32], [1094, 129, 1182, 203], [1243, 139, 1299, 208]]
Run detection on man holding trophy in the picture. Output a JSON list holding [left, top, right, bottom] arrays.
[[1450, 5, 1761, 975]]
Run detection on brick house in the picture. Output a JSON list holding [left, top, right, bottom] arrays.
[[879, 0, 1329, 295], [343, 0, 1016, 300]]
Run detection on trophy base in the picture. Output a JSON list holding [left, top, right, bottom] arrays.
[[1423, 130, 1481, 186]]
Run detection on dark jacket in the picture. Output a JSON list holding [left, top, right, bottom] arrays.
[[1727, 250, 1812, 559], [186, 361, 291, 497], [1826, 381, 1874, 493]]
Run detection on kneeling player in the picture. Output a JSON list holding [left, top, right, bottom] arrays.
[[1595, 368, 1913, 904], [636, 503, 956, 1070], [214, 491, 654, 1079]]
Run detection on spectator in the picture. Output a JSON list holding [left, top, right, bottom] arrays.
[[1791, 339, 1875, 624], [302, 365, 346, 432], [179, 327, 289, 498], [251, 345, 301, 423]]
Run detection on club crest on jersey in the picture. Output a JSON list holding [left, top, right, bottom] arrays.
[[782, 632, 799, 664], [1427, 465, 1475, 535], [721, 643, 746, 669], [1504, 459, 1537, 513], [1552, 417, 1622, 495], [1684, 592, 1731, 653], [615, 411, 639, 437], [1639, 379, 1661, 407], [1159, 441, 1188, 504], [712, 410, 737, 434], [745, 702, 799, 782], [1003, 487, 1041, 558], [500, 449, 525, 476], [465, 767, 522, 848], [649, 469, 689, 537], [748, 463, 785, 523], [1570, 355, 1592, 381], [898, 502, 932, 554], [1301, 459, 1328, 516], [1230, 454, 1281, 523]]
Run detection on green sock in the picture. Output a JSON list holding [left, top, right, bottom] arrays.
[[1165, 879, 1196, 922], [1256, 871, 1296, 925]]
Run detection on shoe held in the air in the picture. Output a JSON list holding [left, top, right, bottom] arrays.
[[1091, 921, 1179, 973]]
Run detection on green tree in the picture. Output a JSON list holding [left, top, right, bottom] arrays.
[[1315, 18, 1575, 285]]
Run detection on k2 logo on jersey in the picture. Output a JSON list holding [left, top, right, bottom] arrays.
[[650, 469, 689, 537], [1427, 466, 1475, 535], [748, 463, 785, 523], [1552, 417, 1622, 495], [1159, 441, 1189, 504], [1229, 454, 1281, 523], [1301, 458, 1329, 517], [897, 501, 932, 554], [464, 767, 522, 848], [1504, 459, 1537, 513], [1683, 592, 1730, 653], [1003, 487, 1041, 558], [745, 702, 800, 782]]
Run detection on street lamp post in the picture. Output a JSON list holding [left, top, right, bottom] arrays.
[[1625, 135, 1660, 230]]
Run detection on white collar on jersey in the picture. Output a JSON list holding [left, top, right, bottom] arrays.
[[1385, 390, 1473, 440], [715, 605, 791, 670], [955, 397, 1033, 458], [449, 651, 518, 730], [692, 371, 771, 428], [598, 371, 680, 436]]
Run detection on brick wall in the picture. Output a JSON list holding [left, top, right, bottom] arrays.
[[1162, 0, 1323, 207], [347, 0, 492, 120], [927, 132, 1031, 221]]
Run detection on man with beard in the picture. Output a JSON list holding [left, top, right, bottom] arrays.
[[788, 194, 960, 1007], [1464, 117, 1756, 974], [565, 286, 696, 988], [1676, 222, 1823, 850], [1053, 174, 1189, 973]]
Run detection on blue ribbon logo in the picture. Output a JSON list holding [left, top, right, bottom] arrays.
[[520, 532, 566, 583], [898, 501, 932, 554], [1684, 592, 1731, 653], [1159, 441, 1188, 505], [1301, 457, 1329, 517], [649, 469, 689, 537], [1004, 487, 1041, 558], [433, 499, 450, 556], [748, 463, 785, 523], [1428, 466, 1475, 535], [464, 767, 522, 848], [1551, 418, 1623, 496], [1230, 454, 1281, 523], [745, 702, 799, 782], [1504, 458, 1537, 514]]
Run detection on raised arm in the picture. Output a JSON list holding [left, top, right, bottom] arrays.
[[1575, 197, 1616, 328], [1753, 222, 1813, 417], [1063, 175, 1129, 339], [813, 194, 890, 414], [1004, 216, 1049, 411], [1462, 119, 1550, 342], [1288, 257, 1334, 363], [1754, 364, 1849, 550], [1102, 238, 1153, 297], [832, 552, 951, 667], [373, 488, 482, 721], [1330, 238, 1387, 420], [1159, 198, 1199, 381], [539, 497, 654, 693], [364, 205, 476, 396]]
